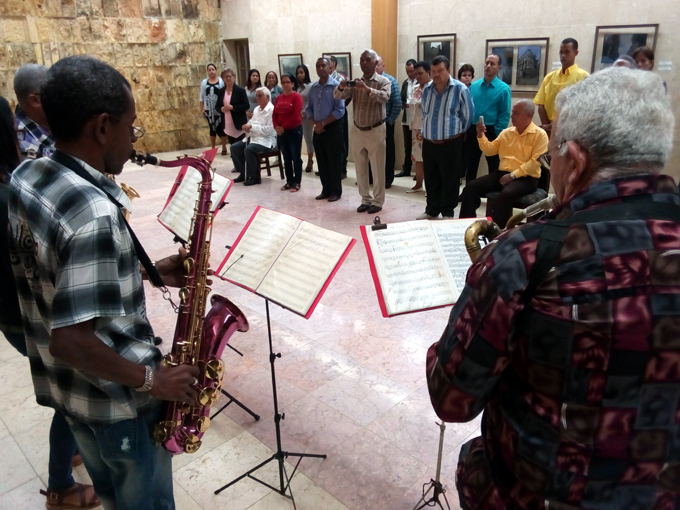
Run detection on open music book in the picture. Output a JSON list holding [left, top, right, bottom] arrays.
[[361, 218, 478, 317], [157, 148, 232, 242], [217, 207, 356, 319]]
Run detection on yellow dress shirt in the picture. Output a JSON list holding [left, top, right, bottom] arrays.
[[533, 64, 589, 121], [477, 122, 549, 179]]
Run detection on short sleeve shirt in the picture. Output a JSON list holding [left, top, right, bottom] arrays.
[[533, 64, 589, 121]]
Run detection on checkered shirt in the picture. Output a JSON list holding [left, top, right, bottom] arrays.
[[382, 72, 402, 124], [8, 154, 161, 425], [15, 106, 55, 159], [427, 173, 680, 509]]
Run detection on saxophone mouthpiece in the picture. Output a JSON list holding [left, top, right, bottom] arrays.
[[130, 150, 159, 167]]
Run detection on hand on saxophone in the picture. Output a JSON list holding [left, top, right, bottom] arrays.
[[150, 364, 201, 404], [155, 247, 214, 288]]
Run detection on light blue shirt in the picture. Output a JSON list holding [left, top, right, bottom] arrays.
[[305, 76, 345, 122], [421, 77, 474, 141], [469, 76, 511, 129], [382, 72, 402, 124]]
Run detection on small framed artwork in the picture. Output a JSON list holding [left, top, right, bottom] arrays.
[[278, 53, 304, 78], [322, 52, 352, 79], [591, 24, 659, 72], [485, 38, 550, 92], [418, 34, 457, 71]]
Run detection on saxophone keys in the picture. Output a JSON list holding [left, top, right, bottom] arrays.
[[179, 287, 189, 305], [184, 257, 194, 273], [198, 387, 215, 406], [153, 423, 168, 444], [205, 359, 224, 379], [196, 416, 211, 433], [184, 439, 202, 454], [181, 404, 192, 414]]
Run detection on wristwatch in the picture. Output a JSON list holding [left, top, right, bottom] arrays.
[[135, 365, 154, 392]]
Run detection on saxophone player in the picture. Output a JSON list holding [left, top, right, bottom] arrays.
[[427, 68, 680, 509], [8, 56, 199, 510]]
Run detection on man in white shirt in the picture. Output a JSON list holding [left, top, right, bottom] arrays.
[[231, 87, 277, 185], [396, 59, 417, 177]]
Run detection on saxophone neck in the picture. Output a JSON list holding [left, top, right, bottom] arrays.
[[464, 219, 502, 262]]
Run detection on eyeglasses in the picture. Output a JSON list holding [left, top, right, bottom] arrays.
[[548, 139, 567, 154], [107, 115, 146, 138]]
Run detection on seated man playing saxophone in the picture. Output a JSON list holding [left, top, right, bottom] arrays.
[[427, 68, 680, 510], [459, 99, 548, 228]]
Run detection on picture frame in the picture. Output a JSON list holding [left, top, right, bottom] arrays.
[[322, 52, 352, 79], [418, 34, 457, 71], [278, 53, 304, 78], [485, 38, 550, 93], [591, 24, 659, 72]]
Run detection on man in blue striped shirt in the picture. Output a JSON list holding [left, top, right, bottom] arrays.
[[376, 56, 402, 188], [418, 55, 474, 220]]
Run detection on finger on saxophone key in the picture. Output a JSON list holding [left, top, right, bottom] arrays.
[[150, 364, 200, 403]]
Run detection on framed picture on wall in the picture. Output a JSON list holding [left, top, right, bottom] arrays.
[[278, 53, 304, 78], [485, 38, 549, 93], [591, 24, 659, 72], [323, 52, 352, 79], [418, 34, 457, 70]]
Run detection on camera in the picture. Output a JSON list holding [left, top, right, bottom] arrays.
[[347, 80, 357, 87]]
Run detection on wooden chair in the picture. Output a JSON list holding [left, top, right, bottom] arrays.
[[255, 148, 284, 179], [485, 166, 551, 222]]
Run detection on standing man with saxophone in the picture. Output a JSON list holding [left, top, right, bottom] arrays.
[[427, 68, 680, 509], [8, 55, 199, 510]]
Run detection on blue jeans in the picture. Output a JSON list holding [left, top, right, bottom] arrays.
[[4, 332, 77, 492], [66, 406, 174, 510], [278, 126, 303, 185]]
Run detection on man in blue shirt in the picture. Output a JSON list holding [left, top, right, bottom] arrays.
[[376, 56, 402, 188], [306, 57, 346, 201], [462, 54, 511, 183], [418, 55, 474, 220]]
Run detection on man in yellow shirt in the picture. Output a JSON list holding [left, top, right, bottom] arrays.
[[533, 38, 589, 135], [459, 99, 548, 228]]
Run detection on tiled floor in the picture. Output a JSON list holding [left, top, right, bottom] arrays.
[[0, 149, 481, 510]]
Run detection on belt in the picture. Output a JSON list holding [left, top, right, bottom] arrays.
[[426, 133, 462, 145], [354, 120, 384, 131]]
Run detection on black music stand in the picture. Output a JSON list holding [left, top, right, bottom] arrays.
[[214, 299, 327, 507], [210, 342, 260, 422], [413, 422, 451, 510]]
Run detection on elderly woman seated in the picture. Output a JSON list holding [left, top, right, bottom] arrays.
[[230, 87, 277, 186]]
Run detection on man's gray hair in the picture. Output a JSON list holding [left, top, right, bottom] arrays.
[[515, 99, 535, 116], [613, 55, 636, 69], [255, 86, 271, 100], [554, 67, 673, 171], [14, 64, 48, 106], [362, 49, 378, 62]]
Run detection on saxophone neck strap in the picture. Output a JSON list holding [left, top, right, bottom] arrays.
[[51, 150, 166, 289]]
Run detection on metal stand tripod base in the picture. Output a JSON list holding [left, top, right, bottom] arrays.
[[413, 479, 450, 510], [210, 389, 260, 421], [213, 300, 326, 509]]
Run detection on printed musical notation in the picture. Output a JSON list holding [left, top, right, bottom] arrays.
[[362, 219, 476, 317]]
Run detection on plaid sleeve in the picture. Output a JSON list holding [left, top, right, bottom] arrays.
[[426, 227, 538, 422], [52, 215, 133, 329], [386, 77, 402, 123]]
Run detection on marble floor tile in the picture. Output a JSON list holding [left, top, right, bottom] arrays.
[[247, 471, 349, 510], [0, 383, 55, 436], [2, 437, 38, 494], [0, 332, 22, 363], [0, 417, 9, 441], [276, 341, 357, 393], [13, 417, 53, 478], [0, 478, 47, 509], [312, 366, 414, 426], [0, 352, 33, 399], [362, 339, 428, 391]]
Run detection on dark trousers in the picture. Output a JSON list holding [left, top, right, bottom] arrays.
[[230, 140, 271, 181], [278, 126, 303, 185], [4, 332, 77, 492], [423, 137, 463, 217], [226, 133, 245, 145], [313, 121, 343, 197], [341, 110, 349, 172], [385, 121, 396, 187], [461, 125, 500, 182], [459, 171, 539, 228], [402, 124, 412, 172]]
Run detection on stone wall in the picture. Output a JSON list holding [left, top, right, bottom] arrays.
[[0, 0, 222, 153]]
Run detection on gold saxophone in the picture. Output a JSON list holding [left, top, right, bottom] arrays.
[[464, 195, 559, 262], [130, 150, 249, 455], [105, 174, 140, 220]]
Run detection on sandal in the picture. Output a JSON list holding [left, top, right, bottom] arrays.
[[291, 184, 301, 192], [305, 162, 313, 173], [221, 149, 227, 156], [281, 183, 292, 191], [41, 483, 100, 509]]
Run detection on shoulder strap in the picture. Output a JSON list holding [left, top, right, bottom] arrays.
[[51, 151, 165, 288]]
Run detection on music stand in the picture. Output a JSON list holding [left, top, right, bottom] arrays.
[[209, 342, 260, 422], [214, 299, 327, 506], [413, 422, 451, 510]]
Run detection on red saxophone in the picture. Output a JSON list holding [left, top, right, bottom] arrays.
[[130, 150, 249, 455]]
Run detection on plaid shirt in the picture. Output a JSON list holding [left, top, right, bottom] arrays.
[[382, 72, 402, 124], [15, 106, 55, 159], [8, 154, 161, 425], [427, 174, 680, 509]]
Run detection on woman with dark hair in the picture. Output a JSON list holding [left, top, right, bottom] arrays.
[[458, 64, 474, 87], [199, 63, 226, 153], [265, 71, 283, 104], [217, 68, 249, 155], [296, 64, 315, 172], [246, 68, 263, 117], [633, 46, 655, 70], [273, 73, 304, 191]]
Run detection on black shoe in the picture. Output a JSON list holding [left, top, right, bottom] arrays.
[[367, 205, 382, 214], [328, 195, 341, 202], [395, 170, 411, 178], [231, 169, 239, 173], [385, 183, 392, 189], [316, 193, 330, 200], [357, 204, 370, 213], [315, 171, 320, 176], [413, 176, 417, 181], [233, 175, 245, 183], [243, 179, 257, 186]]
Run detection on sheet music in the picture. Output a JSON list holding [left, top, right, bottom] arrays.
[[159, 168, 232, 242], [431, 219, 476, 296], [366, 221, 457, 316], [257, 222, 352, 316], [218, 208, 301, 291]]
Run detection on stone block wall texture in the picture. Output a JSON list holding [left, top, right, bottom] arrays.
[[0, 0, 222, 153]]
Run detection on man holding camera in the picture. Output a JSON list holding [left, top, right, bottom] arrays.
[[334, 49, 391, 214]]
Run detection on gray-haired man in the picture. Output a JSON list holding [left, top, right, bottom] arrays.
[[13, 64, 55, 159]]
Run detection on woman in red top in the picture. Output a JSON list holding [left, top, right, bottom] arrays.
[[272, 73, 304, 191]]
